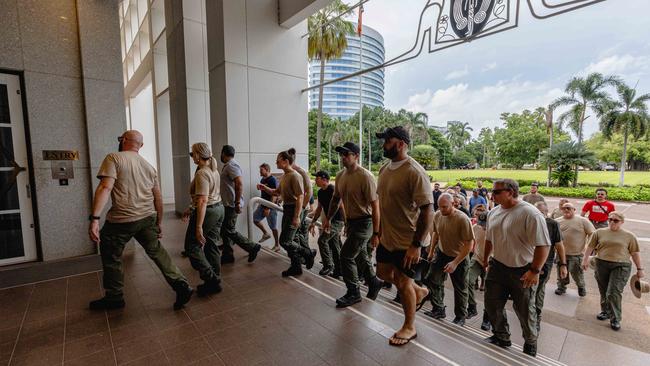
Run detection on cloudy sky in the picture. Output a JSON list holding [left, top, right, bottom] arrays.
[[340, 0, 650, 138]]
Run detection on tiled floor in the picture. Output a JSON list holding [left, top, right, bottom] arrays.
[[2, 214, 649, 366]]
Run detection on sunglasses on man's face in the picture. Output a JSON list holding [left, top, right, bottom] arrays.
[[562, 207, 573, 211], [339, 151, 353, 157], [609, 218, 621, 223]]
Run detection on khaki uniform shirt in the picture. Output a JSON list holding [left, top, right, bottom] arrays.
[[97, 151, 157, 223], [557, 216, 595, 255], [432, 209, 474, 257], [588, 228, 640, 263], [522, 193, 545, 205], [473, 224, 490, 266], [377, 157, 433, 251], [293, 165, 312, 208], [190, 167, 221, 207], [550, 207, 564, 219], [486, 201, 551, 268], [334, 166, 377, 220], [278, 171, 304, 205]]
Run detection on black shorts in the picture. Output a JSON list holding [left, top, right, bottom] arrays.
[[376, 244, 429, 279]]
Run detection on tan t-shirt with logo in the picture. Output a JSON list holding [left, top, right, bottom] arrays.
[[432, 209, 475, 257], [278, 170, 304, 205], [293, 165, 312, 208], [97, 151, 157, 223], [334, 166, 377, 220], [557, 215, 595, 255], [190, 167, 221, 207], [377, 157, 434, 251], [588, 228, 640, 263]]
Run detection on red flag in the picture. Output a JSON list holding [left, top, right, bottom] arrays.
[[357, 4, 363, 36]]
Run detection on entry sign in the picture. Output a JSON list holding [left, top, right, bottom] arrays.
[[43, 150, 79, 160]]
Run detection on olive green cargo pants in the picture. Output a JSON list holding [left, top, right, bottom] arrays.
[[595, 258, 631, 322], [100, 215, 188, 300], [184, 204, 224, 283]]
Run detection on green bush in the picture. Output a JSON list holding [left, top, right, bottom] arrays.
[[310, 159, 340, 178], [410, 145, 438, 170], [431, 176, 650, 202]]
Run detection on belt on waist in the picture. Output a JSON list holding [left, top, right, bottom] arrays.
[[346, 215, 372, 222], [206, 202, 222, 208], [491, 258, 530, 271]]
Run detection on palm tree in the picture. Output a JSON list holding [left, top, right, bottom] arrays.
[[308, 1, 354, 170], [397, 109, 430, 148], [596, 82, 650, 187], [550, 72, 621, 186], [445, 121, 473, 151], [541, 141, 596, 187]]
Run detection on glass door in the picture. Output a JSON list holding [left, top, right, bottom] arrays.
[[0, 73, 37, 266]]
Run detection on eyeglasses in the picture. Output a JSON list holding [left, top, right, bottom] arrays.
[[189, 152, 194, 157], [562, 207, 573, 211], [608, 218, 622, 223], [338, 151, 353, 157], [117, 136, 125, 142]]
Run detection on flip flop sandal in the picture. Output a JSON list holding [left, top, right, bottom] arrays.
[[389, 333, 418, 346], [416, 288, 431, 312]]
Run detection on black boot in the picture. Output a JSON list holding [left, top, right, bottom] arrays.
[[282, 256, 303, 277], [319, 266, 334, 276], [336, 286, 362, 308], [467, 304, 478, 319], [89, 297, 125, 311], [424, 305, 446, 319], [173, 283, 194, 310], [523, 342, 537, 357], [197, 279, 222, 297], [481, 318, 491, 331], [248, 244, 261, 263], [366, 277, 384, 300], [221, 254, 235, 264], [304, 249, 317, 270]]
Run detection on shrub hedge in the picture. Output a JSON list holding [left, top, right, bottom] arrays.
[[436, 177, 650, 202]]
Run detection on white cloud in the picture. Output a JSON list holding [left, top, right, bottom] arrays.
[[481, 62, 498, 72], [445, 65, 469, 80], [402, 79, 565, 135], [583, 54, 650, 76]]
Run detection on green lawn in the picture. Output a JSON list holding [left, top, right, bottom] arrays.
[[426, 169, 650, 186]]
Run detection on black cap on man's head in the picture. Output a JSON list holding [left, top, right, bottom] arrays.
[[314, 171, 330, 180], [531, 182, 539, 187], [375, 126, 410, 144], [221, 145, 235, 157], [335, 141, 360, 155]]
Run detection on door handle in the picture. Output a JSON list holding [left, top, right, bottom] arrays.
[[26, 184, 31, 198]]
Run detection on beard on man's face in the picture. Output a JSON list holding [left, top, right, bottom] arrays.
[[383, 144, 398, 159]]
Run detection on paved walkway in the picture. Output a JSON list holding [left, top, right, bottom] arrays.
[[2, 212, 649, 365]]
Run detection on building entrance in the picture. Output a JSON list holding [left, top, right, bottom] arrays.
[[0, 73, 37, 266]]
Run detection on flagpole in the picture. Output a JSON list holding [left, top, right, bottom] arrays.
[[358, 6, 364, 166]]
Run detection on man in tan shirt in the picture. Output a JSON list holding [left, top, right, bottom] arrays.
[[374, 126, 434, 346], [88, 130, 192, 311], [324, 142, 384, 308], [424, 193, 474, 325], [522, 182, 545, 205], [556, 202, 595, 296]]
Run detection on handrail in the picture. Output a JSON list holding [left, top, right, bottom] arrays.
[[247, 197, 319, 240]]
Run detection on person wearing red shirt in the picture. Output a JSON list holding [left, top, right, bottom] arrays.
[[581, 188, 616, 229]]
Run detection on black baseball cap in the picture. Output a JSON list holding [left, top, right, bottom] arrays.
[[221, 145, 235, 157], [375, 126, 410, 144], [314, 171, 330, 180], [335, 141, 360, 155], [531, 182, 539, 187]]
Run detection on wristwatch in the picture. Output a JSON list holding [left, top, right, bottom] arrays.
[[88, 215, 100, 221], [372, 231, 380, 237], [411, 239, 425, 248], [559, 263, 567, 267], [529, 267, 541, 274]]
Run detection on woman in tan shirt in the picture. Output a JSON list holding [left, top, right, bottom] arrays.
[[582, 211, 644, 331], [260, 149, 316, 277], [182, 143, 224, 297]]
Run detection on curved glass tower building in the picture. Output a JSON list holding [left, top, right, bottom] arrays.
[[308, 23, 385, 120]]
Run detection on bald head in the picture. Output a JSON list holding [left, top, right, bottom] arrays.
[[534, 201, 548, 216], [119, 130, 144, 152]]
